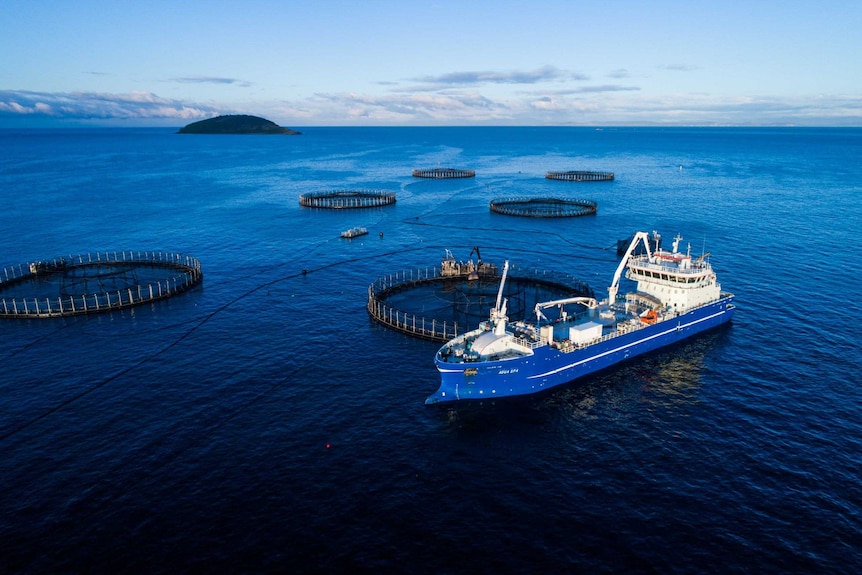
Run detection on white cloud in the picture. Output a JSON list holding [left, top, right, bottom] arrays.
[[532, 85, 641, 96], [0, 101, 30, 114], [169, 77, 253, 88], [659, 64, 699, 72], [2, 88, 861, 127], [410, 66, 588, 87], [0, 90, 225, 121], [308, 90, 508, 123]]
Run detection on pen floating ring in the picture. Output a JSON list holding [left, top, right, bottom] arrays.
[[546, 170, 614, 182], [299, 189, 396, 209], [412, 168, 475, 179], [0, 251, 202, 318], [489, 197, 597, 218]]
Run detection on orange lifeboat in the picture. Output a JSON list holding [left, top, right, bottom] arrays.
[[640, 310, 658, 324]]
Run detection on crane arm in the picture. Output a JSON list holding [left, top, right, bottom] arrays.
[[534, 296, 598, 324], [494, 260, 510, 312], [534, 297, 598, 312], [608, 231, 651, 303]]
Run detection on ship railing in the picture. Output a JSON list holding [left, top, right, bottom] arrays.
[[562, 325, 641, 352], [629, 256, 711, 276], [560, 294, 731, 352], [513, 336, 542, 349]]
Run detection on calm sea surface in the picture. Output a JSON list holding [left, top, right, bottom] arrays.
[[1, 127, 860, 573]]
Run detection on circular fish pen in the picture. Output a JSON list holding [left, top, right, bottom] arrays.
[[367, 259, 594, 342], [412, 168, 475, 179], [0, 251, 203, 318], [489, 197, 597, 218], [546, 170, 614, 182], [299, 190, 396, 209]]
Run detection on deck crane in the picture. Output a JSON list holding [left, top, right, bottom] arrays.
[[468, 246, 482, 280]]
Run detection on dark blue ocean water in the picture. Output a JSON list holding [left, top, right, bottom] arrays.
[[1, 127, 860, 574]]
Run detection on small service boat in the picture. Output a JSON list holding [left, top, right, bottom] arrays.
[[340, 227, 368, 239]]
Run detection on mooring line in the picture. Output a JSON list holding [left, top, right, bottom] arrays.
[[0, 238, 616, 445], [0, 244, 436, 444], [403, 217, 616, 251]]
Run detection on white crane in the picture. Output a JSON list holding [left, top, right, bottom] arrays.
[[490, 261, 510, 335], [533, 297, 598, 323], [607, 231, 652, 304]]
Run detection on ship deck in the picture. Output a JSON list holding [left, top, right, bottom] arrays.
[[437, 294, 734, 366]]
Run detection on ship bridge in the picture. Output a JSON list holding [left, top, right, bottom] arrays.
[[611, 232, 721, 314], [627, 254, 720, 313]]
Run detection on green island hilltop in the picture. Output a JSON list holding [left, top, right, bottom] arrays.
[[177, 114, 301, 135]]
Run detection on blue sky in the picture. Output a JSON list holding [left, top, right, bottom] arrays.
[[2, 0, 860, 127]]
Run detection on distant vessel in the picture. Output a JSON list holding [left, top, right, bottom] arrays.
[[340, 227, 368, 239], [427, 232, 735, 404]]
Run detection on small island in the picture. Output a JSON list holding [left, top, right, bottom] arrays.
[[177, 115, 301, 135]]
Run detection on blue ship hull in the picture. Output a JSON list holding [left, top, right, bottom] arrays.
[[428, 296, 735, 404]]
